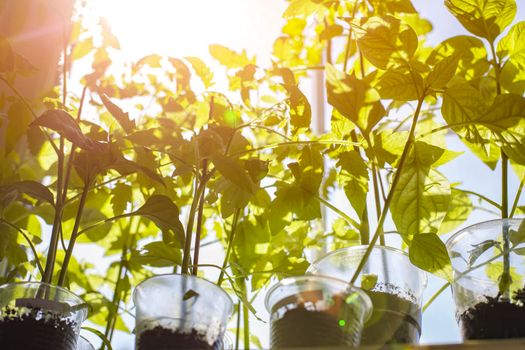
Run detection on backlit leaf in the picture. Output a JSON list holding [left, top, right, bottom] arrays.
[[445, 0, 516, 42], [99, 94, 136, 134], [409, 233, 452, 281]]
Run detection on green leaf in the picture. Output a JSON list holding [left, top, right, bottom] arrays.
[[467, 240, 501, 266], [0, 181, 54, 205], [72, 37, 94, 60], [445, 0, 516, 42], [425, 55, 459, 89], [283, 0, 323, 19], [185, 56, 214, 88], [428, 36, 489, 80], [325, 64, 385, 132], [209, 44, 254, 69], [5, 101, 35, 154], [283, 84, 311, 130], [354, 16, 418, 69], [377, 69, 424, 101], [30, 109, 101, 151], [391, 142, 452, 240], [99, 94, 136, 133], [183, 289, 199, 301], [131, 241, 182, 267], [438, 188, 473, 234], [209, 153, 255, 194], [509, 220, 525, 246], [497, 21, 525, 94], [110, 183, 132, 216], [337, 151, 369, 217], [361, 274, 378, 290], [134, 195, 185, 245], [409, 233, 453, 281]]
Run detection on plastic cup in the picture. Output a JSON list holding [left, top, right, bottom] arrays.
[[0, 282, 88, 350], [308, 245, 427, 345], [133, 274, 233, 350], [265, 275, 372, 349], [446, 219, 525, 340]]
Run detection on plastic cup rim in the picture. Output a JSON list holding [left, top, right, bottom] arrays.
[[0, 281, 88, 321], [132, 273, 234, 318], [264, 275, 373, 321], [307, 244, 428, 289]]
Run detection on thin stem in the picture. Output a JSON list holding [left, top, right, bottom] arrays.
[[423, 282, 450, 312], [309, 190, 360, 231], [456, 189, 501, 210], [192, 160, 208, 276], [57, 182, 90, 286], [217, 209, 241, 286], [235, 302, 241, 350], [0, 219, 44, 276], [510, 176, 524, 218], [181, 176, 208, 274], [42, 137, 65, 284], [351, 96, 426, 284], [61, 85, 88, 205], [243, 285, 250, 350]]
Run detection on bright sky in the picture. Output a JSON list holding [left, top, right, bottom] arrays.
[[74, 0, 525, 349]]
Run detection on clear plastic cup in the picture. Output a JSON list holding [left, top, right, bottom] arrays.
[[133, 274, 233, 350], [446, 219, 525, 340], [77, 335, 95, 350], [265, 275, 372, 349], [307, 245, 427, 345], [0, 282, 88, 350]]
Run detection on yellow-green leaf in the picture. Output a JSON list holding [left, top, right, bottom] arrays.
[[409, 233, 453, 281], [445, 0, 516, 42]]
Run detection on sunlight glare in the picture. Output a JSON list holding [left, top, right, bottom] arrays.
[[93, 0, 285, 61]]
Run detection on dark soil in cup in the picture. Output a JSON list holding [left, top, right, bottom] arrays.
[[0, 307, 77, 350], [137, 326, 222, 350], [270, 294, 361, 349], [361, 288, 422, 346], [459, 289, 525, 339]]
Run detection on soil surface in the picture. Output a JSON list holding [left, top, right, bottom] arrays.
[[459, 292, 525, 339], [0, 307, 77, 350], [270, 294, 361, 349], [361, 289, 422, 346], [137, 326, 222, 350]]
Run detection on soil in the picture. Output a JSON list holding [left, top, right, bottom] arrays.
[[0, 307, 77, 350], [269, 293, 361, 349], [361, 289, 422, 346], [459, 290, 525, 339], [137, 326, 222, 350]]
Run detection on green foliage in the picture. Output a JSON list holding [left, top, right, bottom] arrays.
[[2, 0, 524, 346]]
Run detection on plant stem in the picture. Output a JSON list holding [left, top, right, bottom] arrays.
[[235, 301, 241, 350], [242, 284, 250, 350], [42, 137, 65, 284], [490, 38, 510, 297], [351, 96, 425, 284], [217, 209, 241, 286], [57, 182, 90, 286], [181, 177, 208, 274], [192, 160, 208, 276], [422, 282, 450, 312], [456, 188, 501, 210], [0, 219, 44, 276], [309, 191, 360, 230]]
